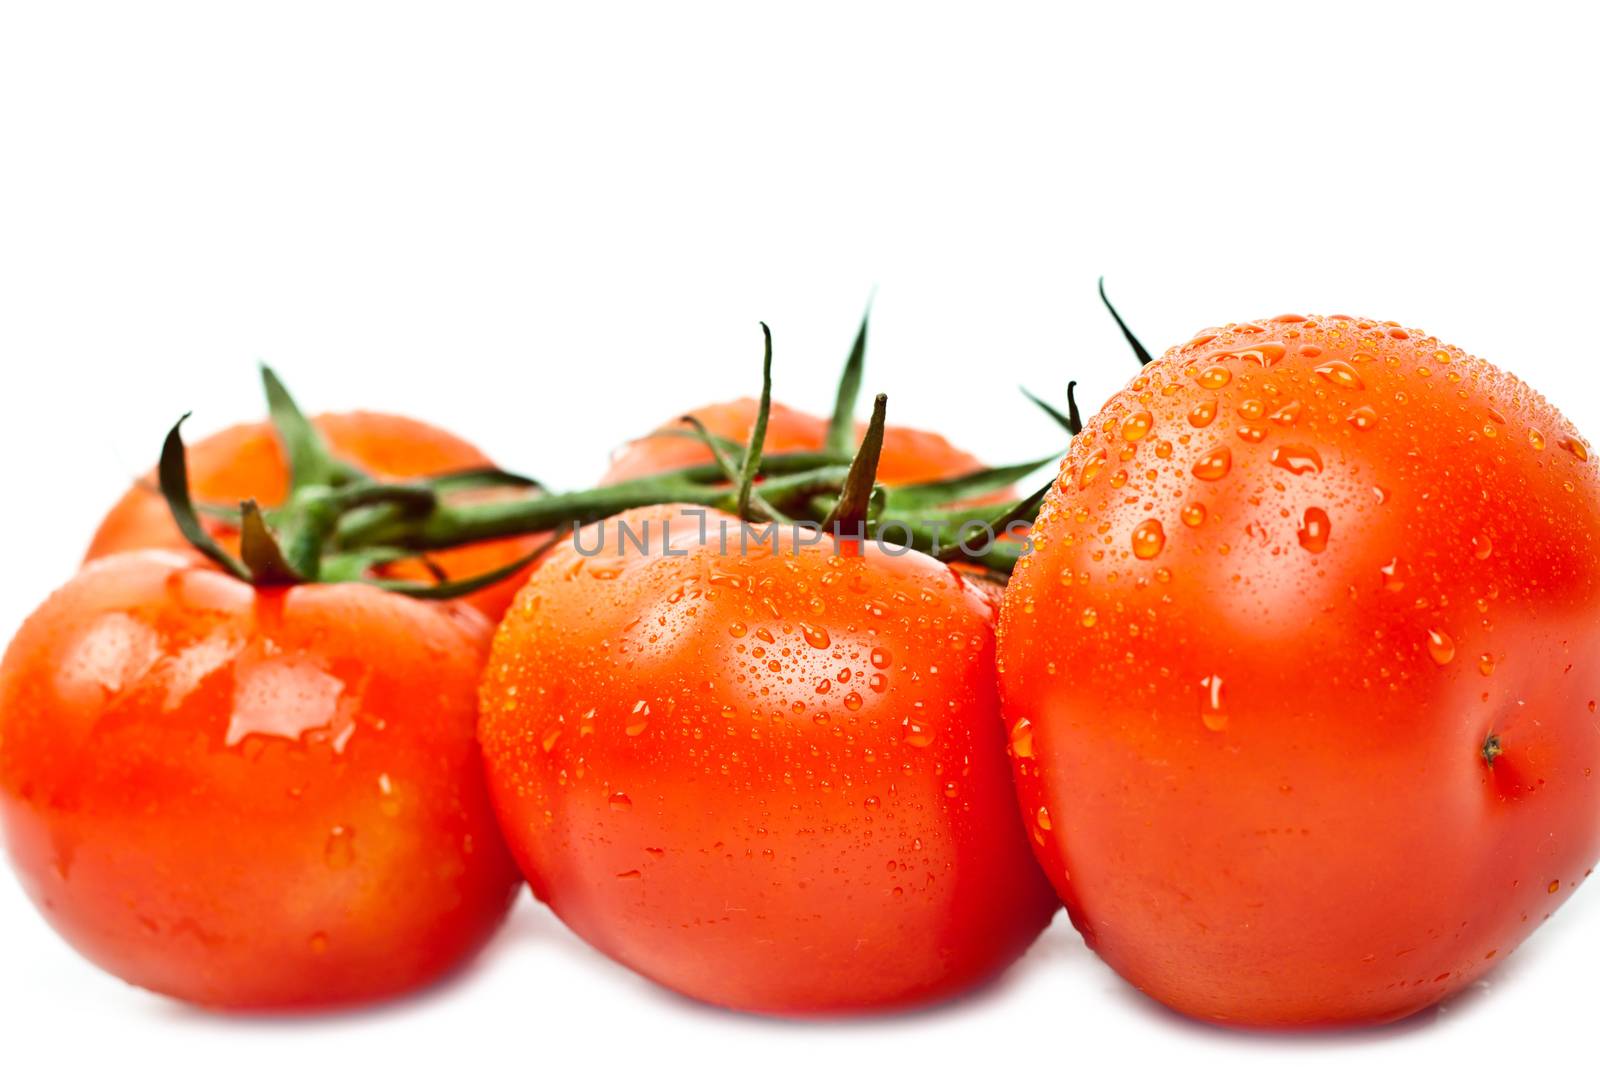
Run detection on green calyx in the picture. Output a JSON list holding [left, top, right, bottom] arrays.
[[157, 284, 1151, 595]]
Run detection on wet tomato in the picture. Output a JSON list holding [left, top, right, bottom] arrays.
[[479, 505, 1058, 1014], [601, 398, 993, 488], [0, 550, 520, 1009], [86, 413, 541, 620], [997, 314, 1600, 1026]]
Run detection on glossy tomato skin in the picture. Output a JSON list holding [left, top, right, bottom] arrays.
[[0, 551, 520, 1009], [479, 505, 1058, 1014], [997, 315, 1600, 1027], [86, 412, 542, 620], [600, 398, 993, 487]]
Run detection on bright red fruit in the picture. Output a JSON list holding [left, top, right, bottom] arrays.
[[0, 550, 520, 1009], [479, 504, 1058, 1014], [998, 314, 1600, 1026]]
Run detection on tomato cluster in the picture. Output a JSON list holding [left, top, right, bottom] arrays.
[[1, 309, 1596, 1029]]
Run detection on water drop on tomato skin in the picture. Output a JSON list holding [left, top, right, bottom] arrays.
[[1269, 401, 1303, 426], [1270, 444, 1324, 476], [1529, 428, 1547, 450], [1009, 718, 1035, 759], [1561, 436, 1591, 462], [609, 792, 633, 812], [1236, 424, 1268, 444], [625, 700, 651, 737], [1314, 360, 1365, 390], [1199, 366, 1232, 390], [1078, 448, 1110, 488], [1471, 534, 1493, 561], [800, 623, 831, 649], [1122, 411, 1154, 441], [1188, 399, 1219, 428], [1347, 406, 1379, 431], [1192, 446, 1233, 482], [1181, 502, 1207, 527], [1035, 806, 1053, 831], [1199, 675, 1227, 732], [1427, 629, 1456, 666], [1297, 508, 1331, 553], [1131, 519, 1166, 561], [902, 717, 935, 747]]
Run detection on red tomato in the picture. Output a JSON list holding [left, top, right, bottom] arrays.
[[997, 314, 1600, 1026], [479, 505, 1058, 1014], [601, 398, 994, 488], [86, 413, 542, 620], [0, 550, 520, 1009]]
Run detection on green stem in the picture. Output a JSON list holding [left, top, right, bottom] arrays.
[[336, 464, 857, 552]]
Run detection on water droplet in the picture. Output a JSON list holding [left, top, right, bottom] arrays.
[[377, 773, 400, 817], [1198, 366, 1232, 390], [1315, 360, 1365, 390], [1561, 437, 1590, 462], [1548, 880, 1561, 894], [1199, 675, 1227, 731], [1270, 444, 1323, 476], [1472, 533, 1493, 560], [1236, 424, 1268, 444], [844, 691, 864, 712], [870, 647, 892, 669], [1380, 558, 1405, 591], [1269, 401, 1303, 426], [609, 792, 632, 812], [616, 869, 642, 880], [1188, 399, 1218, 427], [1478, 654, 1496, 677], [1297, 508, 1331, 553], [863, 795, 880, 810], [1181, 502, 1207, 527], [1080, 606, 1098, 628], [1079, 448, 1109, 488], [1427, 629, 1456, 666], [1238, 399, 1266, 421], [902, 717, 935, 748], [541, 725, 562, 753], [1009, 718, 1034, 759], [1122, 411, 1154, 441], [1192, 446, 1233, 481], [1131, 519, 1166, 560], [625, 700, 651, 736], [1529, 428, 1547, 451], [800, 623, 831, 649], [1347, 406, 1379, 431], [579, 708, 597, 737], [1035, 806, 1053, 831], [324, 826, 355, 869]]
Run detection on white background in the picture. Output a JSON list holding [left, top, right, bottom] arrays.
[[3, 2, 1598, 1064]]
